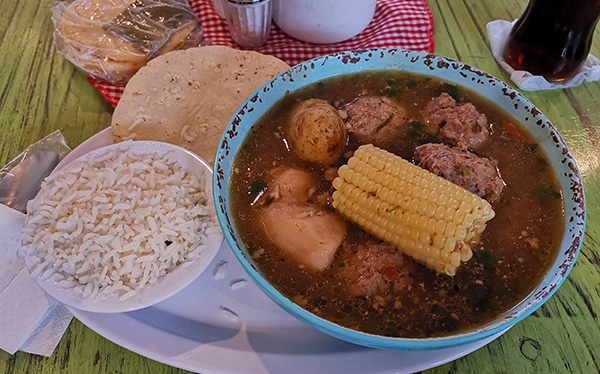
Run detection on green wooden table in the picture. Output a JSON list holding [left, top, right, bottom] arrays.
[[1, 0, 599, 373]]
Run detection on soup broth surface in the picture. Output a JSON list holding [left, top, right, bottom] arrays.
[[230, 71, 564, 338]]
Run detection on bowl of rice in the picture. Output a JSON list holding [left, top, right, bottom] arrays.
[[19, 140, 223, 313]]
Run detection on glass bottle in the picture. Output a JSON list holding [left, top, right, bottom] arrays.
[[503, 0, 600, 82]]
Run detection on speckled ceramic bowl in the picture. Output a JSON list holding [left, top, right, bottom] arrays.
[[213, 49, 586, 350]]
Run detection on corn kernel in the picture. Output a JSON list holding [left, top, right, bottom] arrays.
[[434, 220, 446, 235], [426, 217, 437, 233], [433, 234, 446, 249], [434, 205, 446, 220], [444, 222, 457, 237]]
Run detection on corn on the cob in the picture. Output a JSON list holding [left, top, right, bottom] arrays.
[[331, 144, 495, 276]]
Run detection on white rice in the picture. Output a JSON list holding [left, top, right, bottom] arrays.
[[19, 146, 215, 301]]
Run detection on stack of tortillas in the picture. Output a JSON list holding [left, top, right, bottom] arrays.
[[53, 0, 204, 85], [111, 46, 290, 164]]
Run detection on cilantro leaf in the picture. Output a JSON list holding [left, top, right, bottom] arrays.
[[248, 180, 268, 197], [533, 187, 561, 200]]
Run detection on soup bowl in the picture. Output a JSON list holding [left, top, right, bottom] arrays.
[[213, 49, 586, 350]]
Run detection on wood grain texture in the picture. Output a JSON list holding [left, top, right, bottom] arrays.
[[1, 0, 599, 373], [0, 0, 113, 167]]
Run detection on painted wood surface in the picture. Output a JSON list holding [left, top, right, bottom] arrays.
[[1, 0, 599, 373]]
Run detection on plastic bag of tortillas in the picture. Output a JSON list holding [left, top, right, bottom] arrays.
[[50, 0, 205, 85]]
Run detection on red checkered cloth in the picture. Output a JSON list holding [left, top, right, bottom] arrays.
[[89, 0, 435, 108]]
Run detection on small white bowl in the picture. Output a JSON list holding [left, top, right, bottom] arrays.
[[22, 141, 224, 313], [272, 0, 377, 44]]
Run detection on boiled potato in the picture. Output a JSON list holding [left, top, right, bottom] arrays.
[[286, 99, 347, 165]]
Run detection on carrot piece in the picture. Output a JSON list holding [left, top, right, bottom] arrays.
[[380, 262, 400, 281], [502, 121, 527, 140]]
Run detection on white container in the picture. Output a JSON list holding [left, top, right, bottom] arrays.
[[213, 0, 226, 18], [273, 0, 377, 44]]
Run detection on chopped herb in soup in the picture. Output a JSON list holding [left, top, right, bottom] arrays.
[[230, 71, 565, 338]]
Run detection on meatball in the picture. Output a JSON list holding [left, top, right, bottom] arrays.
[[286, 99, 347, 165], [339, 239, 415, 309], [423, 93, 490, 149], [342, 96, 409, 146], [414, 143, 505, 202]]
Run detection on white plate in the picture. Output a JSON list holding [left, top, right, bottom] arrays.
[[67, 129, 508, 374], [23, 140, 223, 313]]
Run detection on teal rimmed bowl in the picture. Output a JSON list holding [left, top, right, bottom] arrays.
[[213, 49, 586, 350]]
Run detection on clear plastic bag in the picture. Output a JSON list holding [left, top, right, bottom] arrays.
[[0, 130, 71, 213], [0, 130, 71, 179], [51, 0, 204, 86]]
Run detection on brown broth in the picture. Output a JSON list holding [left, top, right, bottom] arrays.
[[229, 71, 565, 338]]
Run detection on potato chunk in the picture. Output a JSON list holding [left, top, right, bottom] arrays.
[[261, 200, 346, 271], [259, 167, 346, 271], [286, 99, 347, 165]]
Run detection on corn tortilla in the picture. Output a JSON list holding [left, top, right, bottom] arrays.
[[111, 46, 290, 164]]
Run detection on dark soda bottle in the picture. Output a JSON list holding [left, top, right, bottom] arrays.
[[503, 0, 600, 82]]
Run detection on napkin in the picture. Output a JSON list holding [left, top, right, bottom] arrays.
[[0, 204, 72, 356], [486, 20, 600, 91], [89, 0, 436, 107]]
